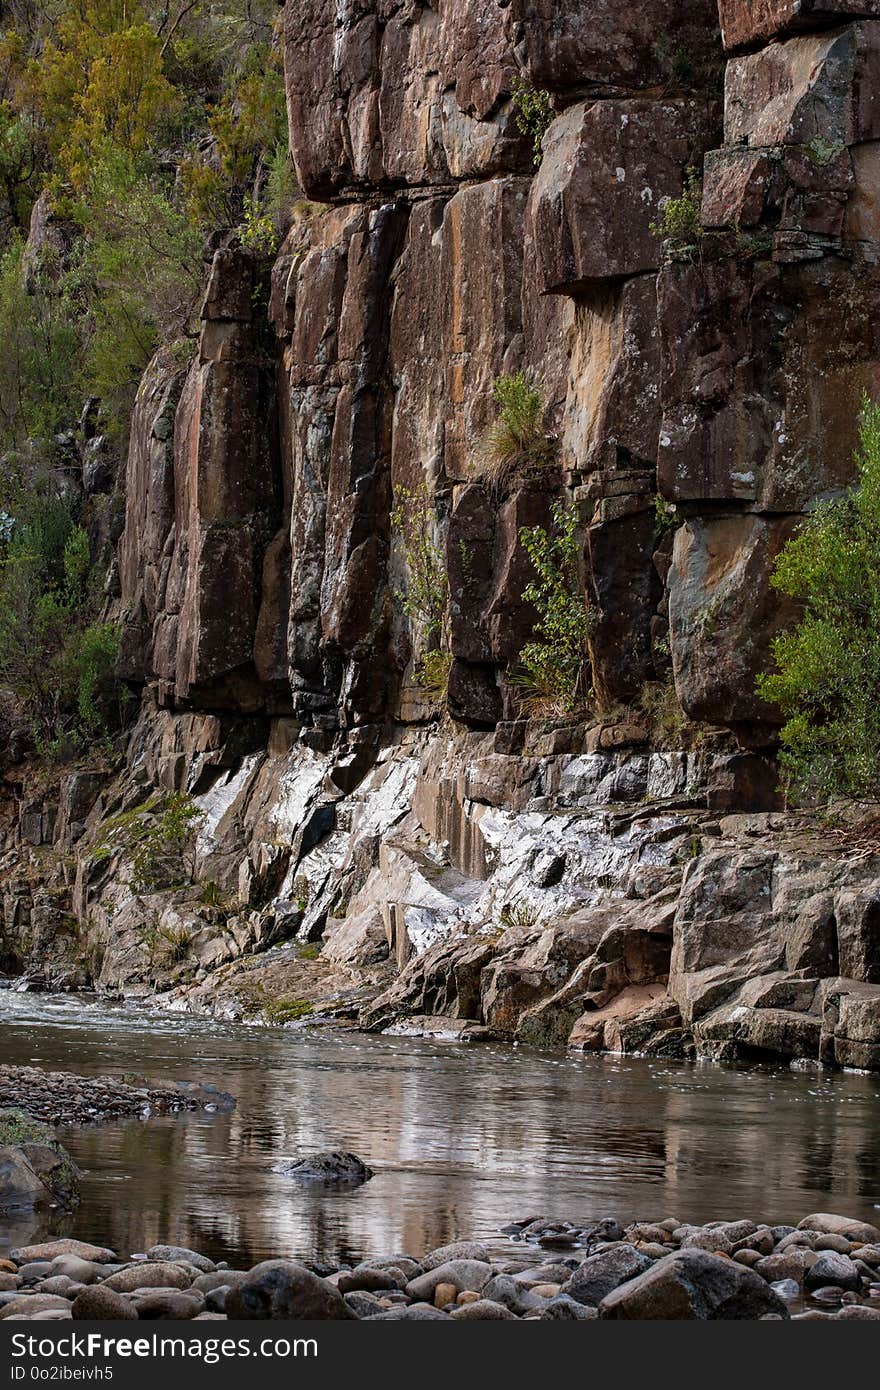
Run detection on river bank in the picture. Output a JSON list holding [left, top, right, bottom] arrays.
[[1, 1213, 880, 1321], [0, 1066, 236, 1127]]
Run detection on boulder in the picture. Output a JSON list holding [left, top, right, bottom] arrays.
[[132, 1290, 206, 1319], [798, 1213, 880, 1244], [225, 1262, 356, 1320], [11, 1241, 117, 1265], [271, 1151, 373, 1185], [447, 1299, 518, 1320], [102, 1264, 192, 1294], [598, 1249, 790, 1319], [70, 1287, 138, 1321], [528, 98, 719, 293], [724, 23, 880, 149], [0, 1295, 74, 1320], [405, 1260, 495, 1301], [560, 1245, 654, 1306], [422, 1241, 491, 1271], [143, 1245, 216, 1273], [803, 1253, 863, 1292]]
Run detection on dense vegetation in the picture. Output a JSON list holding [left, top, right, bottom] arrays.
[[759, 396, 880, 803], [0, 1, 294, 757]]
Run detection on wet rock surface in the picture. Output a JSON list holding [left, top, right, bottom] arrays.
[[271, 1151, 373, 1186], [2, 1212, 879, 1321]]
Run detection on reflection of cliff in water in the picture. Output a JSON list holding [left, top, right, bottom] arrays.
[[2, 993, 879, 1267]]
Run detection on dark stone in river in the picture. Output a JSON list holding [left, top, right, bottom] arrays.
[[561, 1244, 654, 1306], [225, 1261, 357, 1319], [804, 1253, 862, 1293], [271, 1150, 374, 1185]]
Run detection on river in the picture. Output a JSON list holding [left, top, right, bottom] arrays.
[[2, 991, 879, 1266]]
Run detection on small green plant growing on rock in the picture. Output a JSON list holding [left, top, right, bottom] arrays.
[[758, 394, 880, 803], [655, 39, 694, 88], [416, 649, 452, 701], [479, 372, 559, 496], [140, 921, 190, 968], [806, 136, 845, 168], [238, 194, 279, 258], [650, 169, 703, 253], [499, 902, 538, 931], [293, 875, 310, 914], [391, 483, 449, 638], [511, 79, 554, 166], [514, 501, 593, 716], [653, 495, 679, 535], [130, 793, 202, 894], [264, 996, 314, 1025], [640, 676, 688, 750]]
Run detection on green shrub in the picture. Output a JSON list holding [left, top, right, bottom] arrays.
[[479, 371, 558, 496], [237, 193, 278, 257], [511, 80, 554, 166], [0, 239, 80, 452], [0, 489, 127, 749], [650, 168, 703, 252], [130, 792, 202, 894], [514, 501, 593, 716], [640, 677, 688, 749], [758, 395, 880, 803], [390, 484, 448, 638]]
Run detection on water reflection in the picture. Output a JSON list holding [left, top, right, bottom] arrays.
[[1, 992, 878, 1266]]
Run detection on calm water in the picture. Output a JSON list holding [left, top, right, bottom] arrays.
[[1, 991, 879, 1267]]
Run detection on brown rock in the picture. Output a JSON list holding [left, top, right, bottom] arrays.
[[718, 2, 880, 54], [102, 1263, 192, 1294], [0, 1295, 73, 1320], [724, 23, 880, 149], [598, 1249, 789, 1319], [798, 1213, 880, 1244], [11, 1241, 117, 1265], [71, 1287, 138, 1321], [529, 99, 719, 293]]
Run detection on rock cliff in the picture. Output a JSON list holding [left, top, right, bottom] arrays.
[[3, 0, 880, 1070]]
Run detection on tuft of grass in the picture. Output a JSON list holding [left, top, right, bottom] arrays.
[[478, 372, 559, 497], [416, 649, 452, 701], [640, 677, 688, 749], [499, 903, 538, 931]]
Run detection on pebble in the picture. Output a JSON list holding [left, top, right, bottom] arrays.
[[1, 1209, 878, 1322]]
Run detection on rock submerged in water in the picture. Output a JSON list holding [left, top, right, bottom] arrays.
[[271, 1151, 373, 1185]]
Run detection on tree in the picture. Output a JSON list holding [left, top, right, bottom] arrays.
[[515, 501, 593, 716], [758, 395, 880, 802]]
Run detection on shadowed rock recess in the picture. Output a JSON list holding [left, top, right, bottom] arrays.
[[3, 0, 880, 1073]]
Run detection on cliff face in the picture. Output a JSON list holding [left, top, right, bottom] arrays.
[[4, 1, 880, 1070]]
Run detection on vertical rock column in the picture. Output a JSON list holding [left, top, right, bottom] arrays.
[[661, 4, 880, 735]]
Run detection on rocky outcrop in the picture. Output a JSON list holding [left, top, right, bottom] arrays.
[[0, 1112, 79, 1213], [5, 1, 880, 1072]]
